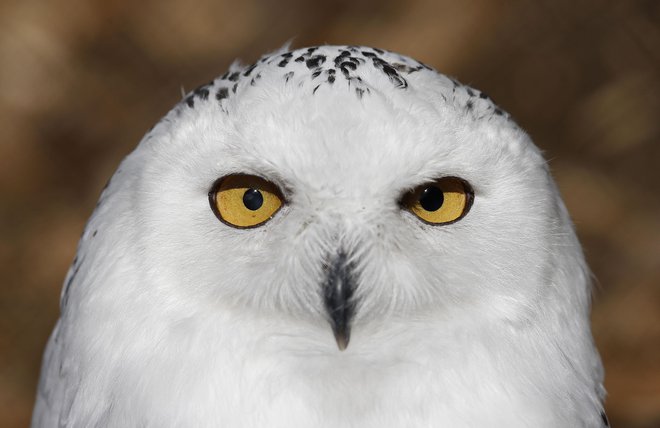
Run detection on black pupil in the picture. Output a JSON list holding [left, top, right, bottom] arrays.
[[419, 186, 444, 211], [243, 189, 264, 211]]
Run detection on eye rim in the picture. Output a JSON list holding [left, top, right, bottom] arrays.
[[208, 174, 286, 229], [402, 176, 474, 226]]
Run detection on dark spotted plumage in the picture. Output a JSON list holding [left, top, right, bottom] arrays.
[[305, 55, 326, 69], [177, 45, 510, 123], [216, 87, 229, 101], [243, 63, 257, 77]]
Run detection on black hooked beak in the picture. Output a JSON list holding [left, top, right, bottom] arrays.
[[323, 252, 356, 351]]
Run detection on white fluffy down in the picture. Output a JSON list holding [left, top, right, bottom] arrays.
[[32, 45, 605, 427]]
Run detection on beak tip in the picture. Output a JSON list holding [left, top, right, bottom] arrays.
[[334, 332, 349, 351]]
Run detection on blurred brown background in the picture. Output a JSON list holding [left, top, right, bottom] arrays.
[[1, 0, 659, 426]]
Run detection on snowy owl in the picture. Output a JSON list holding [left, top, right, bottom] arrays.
[[32, 45, 608, 427]]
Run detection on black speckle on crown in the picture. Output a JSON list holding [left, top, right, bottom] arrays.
[[176, 45, 511, 123], [370, 56, 407, 88], [306, 55, 326, 69], [243, 63, 258, 76], [185, 95, 195, 108], [216, 87, 229, 101], [184, 80, 214, 107]]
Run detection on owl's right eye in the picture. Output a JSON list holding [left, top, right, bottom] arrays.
[[209, 174, 283, 228]]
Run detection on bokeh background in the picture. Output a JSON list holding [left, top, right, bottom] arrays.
[[1, 0, 659, 426]]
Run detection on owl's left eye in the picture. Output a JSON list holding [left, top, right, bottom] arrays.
[[404, 177, 473, 225], [209, 174, 283, 228]]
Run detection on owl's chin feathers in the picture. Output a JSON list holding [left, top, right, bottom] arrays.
[[44, 291, 601, 427]]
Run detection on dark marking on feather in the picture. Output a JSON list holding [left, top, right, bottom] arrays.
[[216, 87, 229, 100]]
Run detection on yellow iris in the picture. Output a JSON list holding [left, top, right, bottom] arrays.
[[406, 177, 472, 225], [210, 175, 283, 228]]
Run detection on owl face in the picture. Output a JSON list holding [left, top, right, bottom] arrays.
[[122, 46, 566, 349]]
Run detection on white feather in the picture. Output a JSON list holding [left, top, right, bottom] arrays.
[[32, 45, 606, 427]]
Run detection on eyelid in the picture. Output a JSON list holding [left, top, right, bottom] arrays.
[[218, 166, 292, 201]]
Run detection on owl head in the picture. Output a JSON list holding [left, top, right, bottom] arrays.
[[75, 46, 591, 354]]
